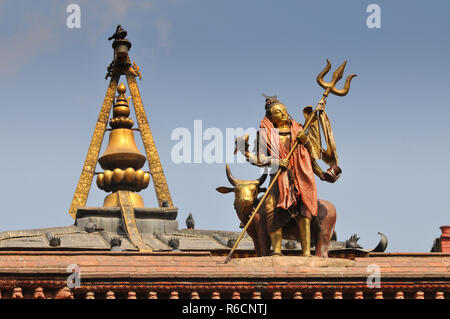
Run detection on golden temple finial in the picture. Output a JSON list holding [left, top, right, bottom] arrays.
[[69, 25, 174, 221], [118, 82, 126, 92], [109, 83, 133, 130], [96, 83, 150, 207]]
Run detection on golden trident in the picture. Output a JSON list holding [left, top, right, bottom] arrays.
[[225, 59, 356, 263], [317, 59, 357, 97]]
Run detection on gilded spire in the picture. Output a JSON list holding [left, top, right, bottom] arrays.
[[109, 83, 133, 129], [70, 25, 173, 219], [96, 84, 150, 206]]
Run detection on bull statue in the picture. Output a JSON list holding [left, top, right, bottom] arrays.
[[217, 165, 336, 257]]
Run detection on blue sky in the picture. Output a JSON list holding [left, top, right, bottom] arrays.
[[0, 0, 449, 252]]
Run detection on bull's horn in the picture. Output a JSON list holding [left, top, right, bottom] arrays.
[[225, 165, 238, 186], [257, 168, 268, 186]]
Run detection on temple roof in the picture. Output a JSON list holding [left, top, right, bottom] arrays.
[[0, 206, 379, 258], [0, 207, 258, 252]]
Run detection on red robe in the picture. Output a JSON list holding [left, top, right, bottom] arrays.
[[259, 117, 318, 218]]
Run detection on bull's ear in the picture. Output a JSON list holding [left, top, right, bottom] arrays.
[[258, 187, 267, 193], [216, 186, 234, 194]]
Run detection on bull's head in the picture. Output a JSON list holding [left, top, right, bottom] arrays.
[[216, 165, 267, 227]]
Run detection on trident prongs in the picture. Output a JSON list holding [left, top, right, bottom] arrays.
[[316, 59, 357, 97]]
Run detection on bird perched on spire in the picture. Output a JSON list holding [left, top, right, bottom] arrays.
[[186, 213, 195, 230], [108, 25, 127, 41]]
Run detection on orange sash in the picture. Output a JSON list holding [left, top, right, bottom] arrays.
[[259, 117, 318, 217]]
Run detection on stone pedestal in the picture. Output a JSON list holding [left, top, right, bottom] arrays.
[[229, 255, 355, 267]]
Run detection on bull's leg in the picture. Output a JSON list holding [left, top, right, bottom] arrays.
[[269, 228, 283, 256], [315, 237, 324, 257], [258, 215, 272, 256], [314, 199, 337, 258], [320, 225, 334, 257], [315, 231, 331, 257], [262, 235, 272, 256], [312, 217, 325, 257], [255, 234, 271, 256], [298, 216, 311, 257], [252, 238, 262, 257]]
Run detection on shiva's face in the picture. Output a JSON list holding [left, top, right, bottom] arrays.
[[269, 103, 289, 126]]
